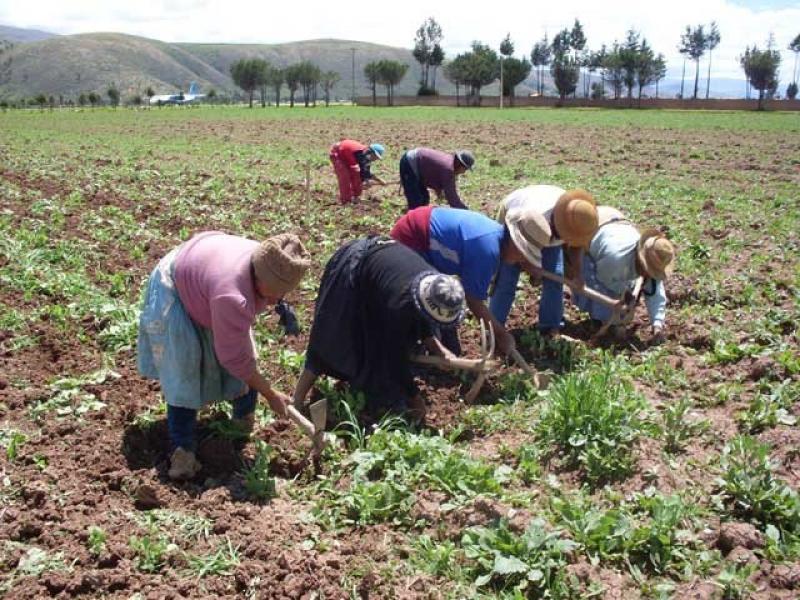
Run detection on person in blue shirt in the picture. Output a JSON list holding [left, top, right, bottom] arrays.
[[391, 204, 550, 356], [572, 206, 676, 342]]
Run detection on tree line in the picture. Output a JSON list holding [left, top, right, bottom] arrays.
[[409, 17, 799, 108], [230, 58, 341, 108]]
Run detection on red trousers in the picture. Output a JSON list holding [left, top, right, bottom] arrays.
[[330, 146, 362, 204]]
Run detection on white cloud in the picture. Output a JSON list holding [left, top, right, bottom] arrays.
[[1, 0, 798, 85]]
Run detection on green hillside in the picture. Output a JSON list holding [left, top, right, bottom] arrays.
[[0, 32, 436, 101]]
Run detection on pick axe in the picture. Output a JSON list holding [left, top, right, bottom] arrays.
[[286, 399, 332, 459]]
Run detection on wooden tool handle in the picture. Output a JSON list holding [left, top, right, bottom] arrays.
[[286, 405, 316, 438], [509, 348, 536, 376], [540, 270, 619, 309], [411, 354, 491, 372]]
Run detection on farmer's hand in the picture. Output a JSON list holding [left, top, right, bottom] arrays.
[[266, 390, 289, 418], [651, 323, 666, 345], [496, 329, 517, 357]]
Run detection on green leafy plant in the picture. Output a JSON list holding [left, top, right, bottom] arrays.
[[660, 397, 709, 453], [1, 429, 26, 461], [461, 518, 578, 596], [411, 535, 461, 578], [242, 440, 277, 500], [129, 531, 175, 573], [736, 381, 798, 433], [717, 436, 800, 539], [86, 525, 107, 556], [714, 562, 756, 599], [536, 359, 649, 484]]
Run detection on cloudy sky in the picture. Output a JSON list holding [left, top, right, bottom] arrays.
[[1, 0, 798, 83]]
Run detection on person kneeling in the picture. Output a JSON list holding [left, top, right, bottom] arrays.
[[137, 231, 310, 480], [293, 237, 465, 423]]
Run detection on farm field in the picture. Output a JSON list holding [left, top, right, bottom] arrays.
[[1, 105, 799, 598]]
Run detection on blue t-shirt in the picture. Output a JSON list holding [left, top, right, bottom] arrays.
[[426, 208, 505, 300]]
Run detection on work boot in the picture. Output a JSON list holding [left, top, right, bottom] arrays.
[[168, 447, 202, 480], [232, 412, 255, 436]]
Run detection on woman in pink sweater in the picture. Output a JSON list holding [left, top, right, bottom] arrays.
[[138, 231, 310, 479]]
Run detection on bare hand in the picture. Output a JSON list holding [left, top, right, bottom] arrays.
[[651, 323, 666, 345], [267, 390, 289, 418], [496, 330, 517, 357]]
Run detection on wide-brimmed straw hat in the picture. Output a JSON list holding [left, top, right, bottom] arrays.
[[505, 206, 552, 268], [553, 189, 599, 248], [637, 229, 675, 280], [251, 233, 310, 297], [412, 272, 465, 329]]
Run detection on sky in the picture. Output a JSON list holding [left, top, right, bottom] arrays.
[[1, 0, 798, 85]]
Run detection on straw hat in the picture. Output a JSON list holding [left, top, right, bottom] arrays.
[[412, 273, 465, 329], [505, 206, 552, 268], [251, 234, 310, 297], [637, 229, 675, 280], [597, 205, 625, 226], [553, 189, 599, 248]]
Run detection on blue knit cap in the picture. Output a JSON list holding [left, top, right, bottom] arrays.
[[369, 143, 385, 159]]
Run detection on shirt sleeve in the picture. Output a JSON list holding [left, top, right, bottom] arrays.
[[442, 177, 466, 209], [209, 294, 257, 381], [644, 278, 667, 327]]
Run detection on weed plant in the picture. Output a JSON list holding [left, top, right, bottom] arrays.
[[242, 440, 276, 500], [536, 357, 649, 484]]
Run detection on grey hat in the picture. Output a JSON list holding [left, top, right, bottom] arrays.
[[454, 150, 475, 170], [412, 272, 465, 328]]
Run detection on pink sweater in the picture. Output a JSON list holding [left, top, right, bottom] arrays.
[[173, 232, 269, 380]]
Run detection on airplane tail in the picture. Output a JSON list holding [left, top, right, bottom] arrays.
[[188, 82, 199, 96]]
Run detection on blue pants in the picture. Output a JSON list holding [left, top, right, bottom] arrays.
[[167, 388, 258, 451], [399, 154, 429, 210], [488, 246, 565, 330]]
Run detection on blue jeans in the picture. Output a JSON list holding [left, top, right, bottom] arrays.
[[488, 246, 565, 330], [167, 388, 258, 451]]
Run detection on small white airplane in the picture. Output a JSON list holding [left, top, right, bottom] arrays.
[[149, 82, 205, 106]]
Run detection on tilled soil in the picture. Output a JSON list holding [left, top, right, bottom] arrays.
[[1, 107, 799, 598]]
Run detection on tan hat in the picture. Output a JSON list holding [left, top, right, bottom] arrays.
[[637, 229, 675, 280], [597, 205, 625, 226], [553, 189, 599, 248], [505, 206, 552, 267], [251, 234, 310, 297]]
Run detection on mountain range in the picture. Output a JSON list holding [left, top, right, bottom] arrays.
[[0, 23, 753, 102]]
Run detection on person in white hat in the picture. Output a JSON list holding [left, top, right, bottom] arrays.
[[489, 185, 599, 335], [390, 205, 549, 357], [573, 206, 676, 342], [137, 231, 310, 480], [293, 237, 466, 423]]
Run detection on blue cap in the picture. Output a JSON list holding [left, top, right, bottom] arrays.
[[369, 143, 385, 159]]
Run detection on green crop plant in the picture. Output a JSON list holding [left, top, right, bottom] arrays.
[[86, 525, 107, 556], [29, 368, 118, 422], [129, 530, 176, 573], [717, 436, 800, 541], [132, 401, 167, 429], [242, 440, 277, 501], [316, 426, 508, 527], [1, 429, 26, 461], [536, 358, 649, 484], [461, 518, 578, 597], [714, 562, 756, 600], [660, 397, 709, 453], [411, 535, 462, 578]]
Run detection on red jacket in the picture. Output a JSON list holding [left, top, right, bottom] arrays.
[[331, 139, 367, 168]]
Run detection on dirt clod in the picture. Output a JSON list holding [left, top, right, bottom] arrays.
[[717, 522, 764, 554]]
